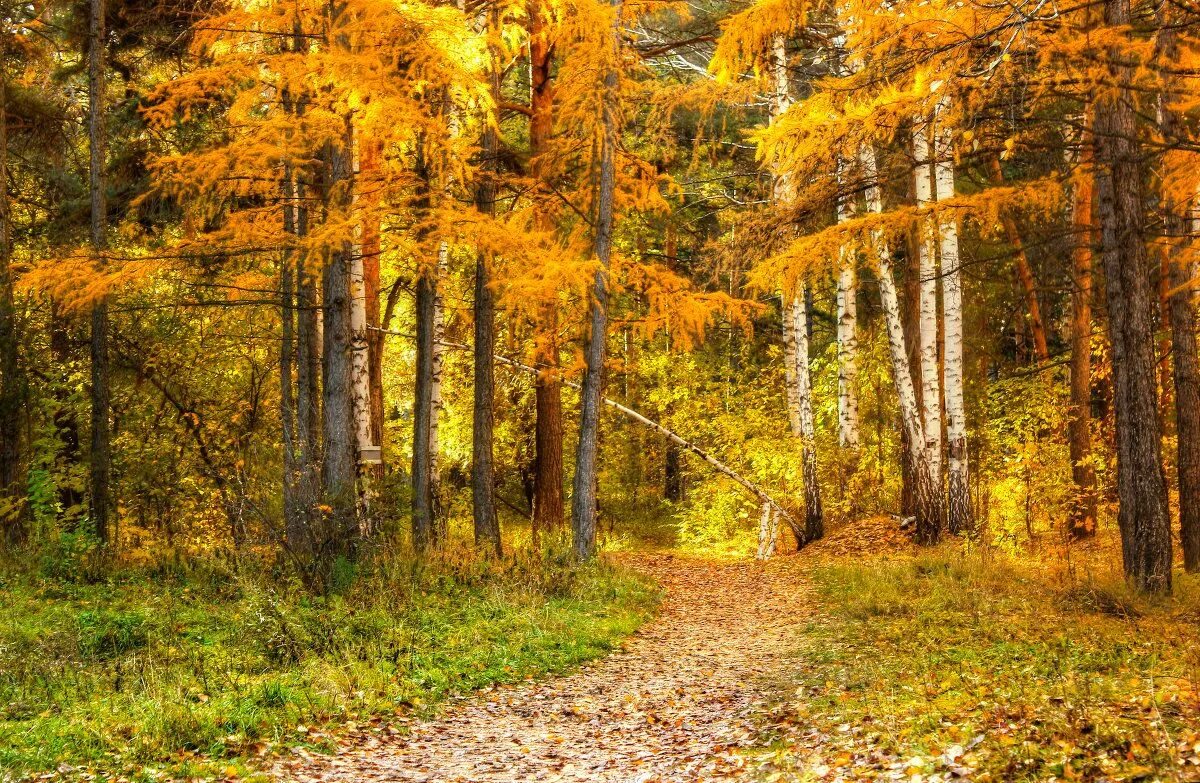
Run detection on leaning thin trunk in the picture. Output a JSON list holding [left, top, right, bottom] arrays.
[[569, 0, 622, 560], [1095, 0, 1172, 592], [88, 0, 111, 547], [934, 103, 970, 535]]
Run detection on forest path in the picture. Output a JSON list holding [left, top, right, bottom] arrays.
[[277, 552, 811, 783]]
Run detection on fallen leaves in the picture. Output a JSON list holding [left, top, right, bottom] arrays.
[[275, 554, 813, 782]]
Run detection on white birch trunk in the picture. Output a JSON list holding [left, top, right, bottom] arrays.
[[933, 102, 970, 533], [350, 133, 374, 534], [835, 156, 860, 449], [756, 502, 779, 560], [861, 143, 942, 542], [913, 117, 943, 490], [771, 33, 822, 545]]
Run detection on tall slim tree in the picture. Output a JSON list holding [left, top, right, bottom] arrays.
[[1156, 14, 1200, 571], [529, 0, 565, 538], [933, 100, 970, 534], [472, 10, 501, 556], [913, 117, 942, 529], [1094, 0, 1172, 591], [88, 0, 111, 546], [570, 0, 622, 560], [0, 35, 22, 544], [1067, 124, 1098, 540]]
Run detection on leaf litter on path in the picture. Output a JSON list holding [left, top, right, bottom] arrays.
[[274, 553, 813, 782]]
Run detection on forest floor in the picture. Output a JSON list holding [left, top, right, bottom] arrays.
[[279, 520, 1200, 783], [276, 551, 813, 782]]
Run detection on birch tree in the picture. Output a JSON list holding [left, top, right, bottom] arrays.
[[912, 116, 942, 517], [933, 100, 970, 534]]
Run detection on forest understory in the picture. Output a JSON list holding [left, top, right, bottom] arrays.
[[6, 518, 1200, 783]]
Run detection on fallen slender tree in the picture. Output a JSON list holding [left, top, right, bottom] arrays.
[[372, 327, 803, 544]]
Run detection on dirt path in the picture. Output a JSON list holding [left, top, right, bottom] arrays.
[[275, 553, 810, 783]]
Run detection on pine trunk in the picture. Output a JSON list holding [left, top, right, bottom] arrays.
[[88, 0, 111, 547], [1095, 0, 1173, 591]]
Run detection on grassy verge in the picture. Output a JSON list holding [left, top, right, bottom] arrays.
[[756, 549, 1200, 782], [0, 547, 657, 782]]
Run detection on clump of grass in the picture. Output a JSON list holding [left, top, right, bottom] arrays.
[[762, 547, 1200, 782], [0, 542, 657, 781]]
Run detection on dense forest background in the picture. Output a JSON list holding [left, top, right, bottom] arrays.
[[3, 0, 1200, 776]]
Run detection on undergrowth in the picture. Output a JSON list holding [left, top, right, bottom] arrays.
[[758, 548, 1200, 782], [0, 543, 657, 782]]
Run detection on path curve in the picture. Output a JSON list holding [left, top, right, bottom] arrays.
[[277, 553, 809, 783]]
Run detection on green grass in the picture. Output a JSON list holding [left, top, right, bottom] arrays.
[[0, 546, 657, 782], [757, 550, 1200, 782]]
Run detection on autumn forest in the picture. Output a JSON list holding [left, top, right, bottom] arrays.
[[2, 0, 1200, 778]]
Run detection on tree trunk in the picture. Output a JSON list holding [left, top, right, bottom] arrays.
[[861, 144, 941, 540], [472, 25, 501, 557], [295, 188, 321, 554], [1157, 18, 1200, 571], [989, 159, 1050, 362], [412, 267, 437, 553], [50, 305, 83, 525], [1094, 0, 1172, 592], [320, 128, 358, 561], [790, 288, 824, 543], [281, 169, 303, 551], [1068, 125, 1098, 540], [934, 103, 971, 535], [835, 158, 860, 450], [913, 118, 943, 522], [88, 0, 111, 547], [348, 133, 375, 537], [360, 141, 385, 459], [529, 0, 564, 538], [0, 55, 23, 545], [570, 0, 622, 560]]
